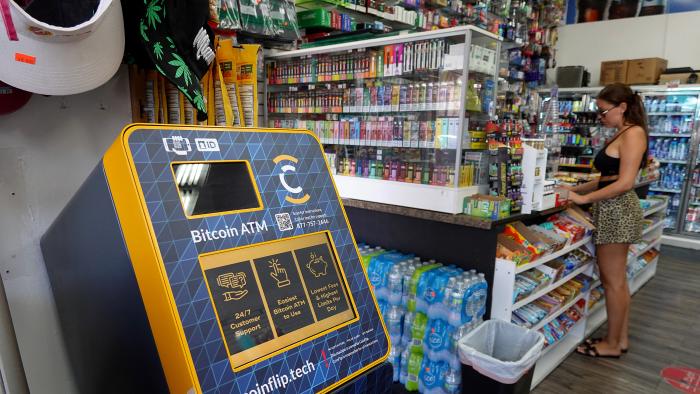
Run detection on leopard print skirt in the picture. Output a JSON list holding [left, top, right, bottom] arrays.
[[592, 190, 644, 245]]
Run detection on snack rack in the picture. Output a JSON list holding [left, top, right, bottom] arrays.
[[490, 197, 667, 388]]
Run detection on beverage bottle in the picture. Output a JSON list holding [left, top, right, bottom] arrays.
[[664, 117, 672, 134], [659, 99, 667, 112], [388, 265, 404, 306], [390, 344, 402, 382], [473, 273, 488, 321], [433, 277, 456, 321], [678, 141, 686, 161], [405, 347, 424, 391], [387, 305, 404, 345], [650, 99, 658, 112], [649, 139, 656, 157], [444, 367, 461, 394], [399, 346, 411, 385], [402, 264, 417, 307], [669, 139, 678, 160], [402, 311, 415, 347], [420, 359, 448, 394], [448, 279, 468, 327]]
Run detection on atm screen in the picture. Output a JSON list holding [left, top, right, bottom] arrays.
[[172, 161, 263, 217], [199, 231, 358, 371]]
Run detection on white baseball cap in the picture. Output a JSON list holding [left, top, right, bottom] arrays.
[[0, 0, 124, 96]]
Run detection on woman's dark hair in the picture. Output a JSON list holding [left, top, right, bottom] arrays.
[[598, 83, 649, 167]]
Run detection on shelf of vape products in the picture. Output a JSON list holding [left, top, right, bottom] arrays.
[[267, 27, 501, 214], [267, 39, 497, 86], [266, 81, 463, 115], [358, 244, 488, 394], [335, 157, 463, 186], [269, 116, 460, 149]]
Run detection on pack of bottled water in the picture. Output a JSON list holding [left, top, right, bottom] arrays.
[[359, 244, 488, 393]]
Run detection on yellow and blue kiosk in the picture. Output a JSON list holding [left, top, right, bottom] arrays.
[[41, 125, 390, 393]]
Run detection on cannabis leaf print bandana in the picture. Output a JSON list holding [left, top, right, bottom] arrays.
[[140, 0, 208, 122]]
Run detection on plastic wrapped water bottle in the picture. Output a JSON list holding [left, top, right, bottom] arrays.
[[399, 346, 410, 385], [389, 344, 402, 382], [448, 279, 468, 327], [444, 367, 461, 394], [387, 305, 403, 345], [388, 265, 404, 306], [474, 273, 488, 321], [401, 310, 415, 347]]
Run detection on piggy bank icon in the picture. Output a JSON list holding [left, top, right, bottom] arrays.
[[306, 253, 328, 278]]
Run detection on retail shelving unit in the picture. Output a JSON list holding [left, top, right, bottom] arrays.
[[491, 197, 667, 388], [265, 26, 501, 213]]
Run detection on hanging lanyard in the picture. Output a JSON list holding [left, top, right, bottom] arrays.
[[1, 0, 18, 41]]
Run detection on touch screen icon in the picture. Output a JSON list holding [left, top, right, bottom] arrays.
[[218, 272, 249, 301], [268, 258, 291, 288]]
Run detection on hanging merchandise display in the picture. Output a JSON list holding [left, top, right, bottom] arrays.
[[136, 0, 216, 122], [41, 124, 390, 393], [209, 0, 242, 31], [0, 0, 125, 96]]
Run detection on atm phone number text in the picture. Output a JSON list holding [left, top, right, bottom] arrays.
[[295, 219, 331, 229]]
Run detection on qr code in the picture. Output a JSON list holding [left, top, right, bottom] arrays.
[[275, 213, 294, 231]]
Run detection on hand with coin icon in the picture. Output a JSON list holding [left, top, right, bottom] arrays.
[[269, 259, 291, 288]]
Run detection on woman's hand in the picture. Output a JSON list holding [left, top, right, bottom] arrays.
[[568, 191, 591, 205]]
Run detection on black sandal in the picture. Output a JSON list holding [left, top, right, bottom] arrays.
[[576, 342, 621, 359], [584, 337, 628, 353]]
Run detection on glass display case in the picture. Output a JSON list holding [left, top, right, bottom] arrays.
[[265, 26, 502, 213], [642, 90, 700, 234]]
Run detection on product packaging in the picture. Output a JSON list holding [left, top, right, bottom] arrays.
[[216, 39, 244, 126], [235, 44, 261, 127]]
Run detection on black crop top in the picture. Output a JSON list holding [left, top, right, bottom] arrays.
[[593, 126, 647, 189]]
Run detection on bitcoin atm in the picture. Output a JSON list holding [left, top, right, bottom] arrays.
[[41, 125, 390, 393]]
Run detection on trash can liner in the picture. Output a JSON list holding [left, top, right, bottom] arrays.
[[458, 320, 544, 384]]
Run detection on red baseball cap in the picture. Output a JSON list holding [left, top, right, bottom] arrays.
[[0, 80, 31, 114]]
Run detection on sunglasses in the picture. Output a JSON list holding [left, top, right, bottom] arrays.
[[597, 105, 618, 117]]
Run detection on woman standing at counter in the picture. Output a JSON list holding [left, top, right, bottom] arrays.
[[564, 83, 649, 358]]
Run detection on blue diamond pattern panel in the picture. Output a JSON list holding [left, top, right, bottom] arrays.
[[126, 127, 389, 394]]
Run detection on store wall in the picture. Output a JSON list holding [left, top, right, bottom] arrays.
[[0, 68, 132, 393], [555, 11, 700, 85]]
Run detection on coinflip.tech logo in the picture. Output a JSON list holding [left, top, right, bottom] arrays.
[[273, 155, 310, 204]]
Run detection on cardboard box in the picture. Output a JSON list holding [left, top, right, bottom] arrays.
[[600, 60, 629, 85], [463, 194, 511, 220], [626, 57, 667, 85], [659, 72, 695, 85], [496, 233, 532, 265]]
